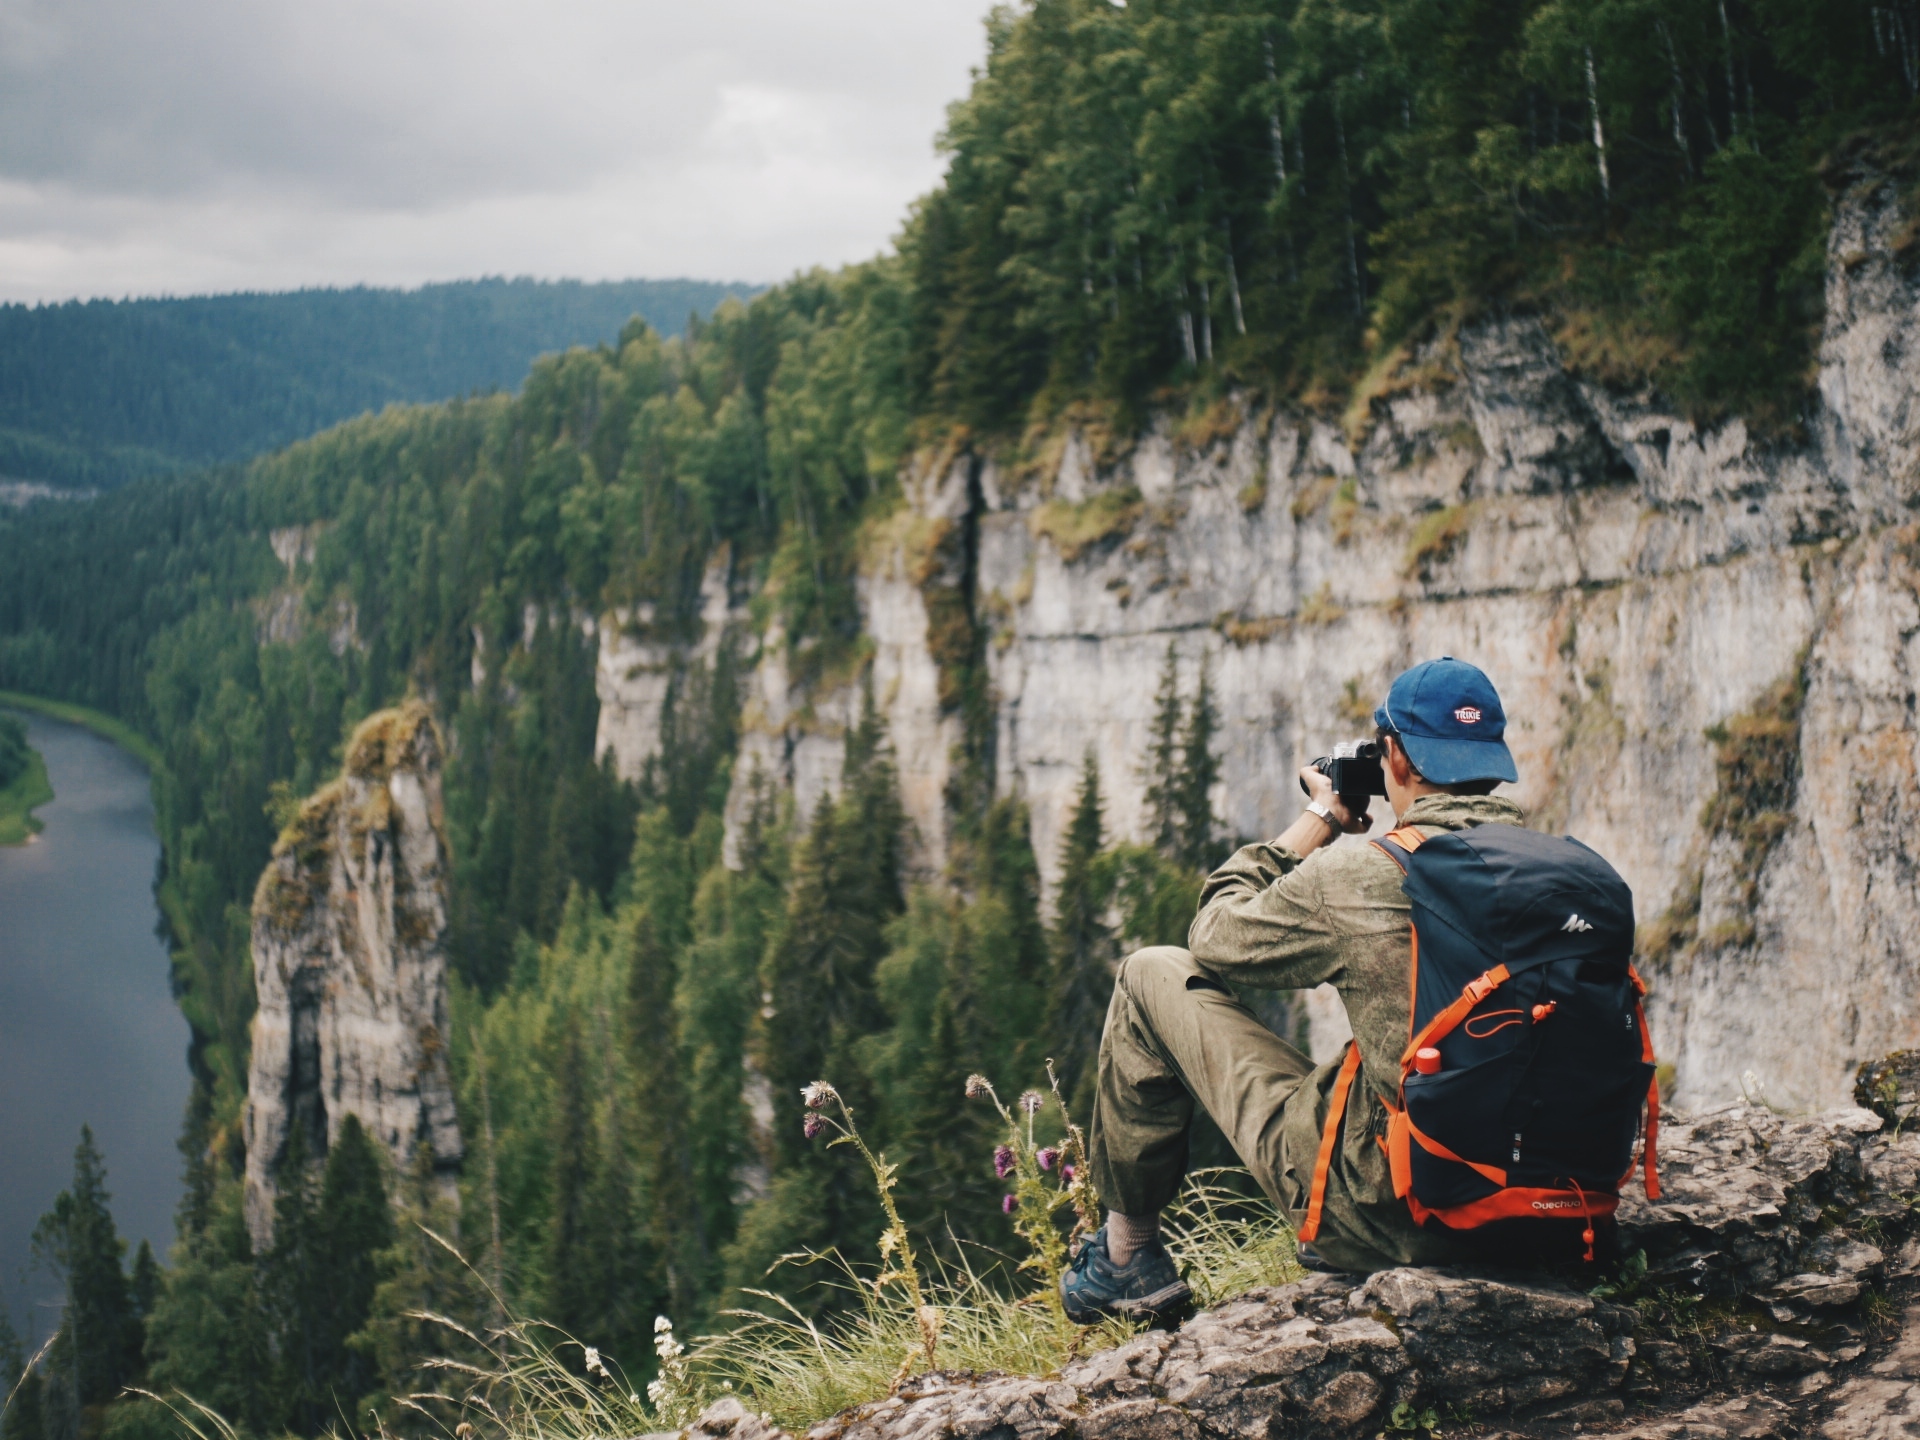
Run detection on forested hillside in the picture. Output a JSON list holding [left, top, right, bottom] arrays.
[[0, 0, 1909, 1434], [0, 278, 756, 490]]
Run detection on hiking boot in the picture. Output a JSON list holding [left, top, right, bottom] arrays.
[[1292, 1242, 1345, 1274], [1059, 1226, 1191, 1324]]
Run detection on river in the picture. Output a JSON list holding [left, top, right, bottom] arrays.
[[0, 711, 188, 1344]]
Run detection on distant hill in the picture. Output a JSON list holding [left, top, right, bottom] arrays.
[[0, 277, 758, 488]]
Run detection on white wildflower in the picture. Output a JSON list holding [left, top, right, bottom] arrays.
[[802, 1080, 839, 1110]]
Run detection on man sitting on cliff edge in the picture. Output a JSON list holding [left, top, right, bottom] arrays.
[[1060, 657, 1525, 1321]]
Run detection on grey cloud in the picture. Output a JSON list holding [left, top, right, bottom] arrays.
[[0, 0, 991, 298]]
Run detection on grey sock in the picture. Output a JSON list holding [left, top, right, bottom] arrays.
[[1106, 1210, 1160, 1266]]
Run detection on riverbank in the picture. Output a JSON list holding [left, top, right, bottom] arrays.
[[0, 708, 187, 1343], [0, 743, 53, 844], [0, 691, 160, 771]]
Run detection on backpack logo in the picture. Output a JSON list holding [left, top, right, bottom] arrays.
[[1561, 913, 1593, 933], [1454, 705, 1483, 724]]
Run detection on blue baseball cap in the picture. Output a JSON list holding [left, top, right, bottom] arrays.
[[1371, 657, 1518, 785]]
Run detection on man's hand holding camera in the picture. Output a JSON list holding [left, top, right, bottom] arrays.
[[1279, 758, 1374, 858]]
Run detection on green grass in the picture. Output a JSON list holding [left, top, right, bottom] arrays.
[[0, 744, 53, 844], [381, 1170, 1307, 1440], [0, 690, 161, 770]]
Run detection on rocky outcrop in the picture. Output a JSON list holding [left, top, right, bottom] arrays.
[[581, 152, 1920, 1112], [681, 1101, 1920, 1440], [241, 701, 462, 1245]]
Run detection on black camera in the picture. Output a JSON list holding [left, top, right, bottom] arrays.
[[1300, 740, 1386, 815]]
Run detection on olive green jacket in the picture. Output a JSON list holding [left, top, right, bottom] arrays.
[[1188, 793, 1528, 1271]]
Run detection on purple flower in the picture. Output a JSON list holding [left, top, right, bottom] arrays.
[[1062, 1164, 1075, 1182], [993, 1145, 1016, 1178], [1002, 1194, 1017, 1214], [803, 1113, 826, 1140], [1036, 1147, 1059, 1172]]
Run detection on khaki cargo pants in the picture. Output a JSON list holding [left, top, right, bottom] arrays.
[[1087, 946, 1316, 1218]]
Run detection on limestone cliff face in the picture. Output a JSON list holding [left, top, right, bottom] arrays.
[[592, 156, 1920, 1114], [242, 702, 462, 1244]]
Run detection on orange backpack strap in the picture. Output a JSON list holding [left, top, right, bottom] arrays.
[[1622, 966, 1662, 1199], [1370, 826, 1429, 872], [1298, 1042, 1362, 1244], [1399, 964, 1512, 1068]]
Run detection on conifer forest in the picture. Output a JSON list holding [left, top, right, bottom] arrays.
[[0, 0, 1909, 1436]]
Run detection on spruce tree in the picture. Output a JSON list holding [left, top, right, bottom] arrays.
[[127, 1240, 159, 1376], [353, 1142, 490, 1426], [1048, 752, 1118, 1116], [264, 1115, 393, 1434], [144, 1182, 273, 1434], [1140, 644, 1183, 853], [30, 1127, 138, 1418], [314, 1115, 393, 1412], [740, 689, 908, 1291], [544, 1016, 603, 1347], [1175, 661, 1222, 870], [264, 1122, 326, 1431], [629, 899, 694, 1322], [0, 1303, 46, 1440]]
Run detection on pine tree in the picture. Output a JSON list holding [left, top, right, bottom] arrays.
[[314, 1115, 393, 1413], [263, 1115, 393, 1434], [30, 1127, 138, 1420], [735, 688, 908, 1294], [1175, 660, 1222, 870], [353, 1142, 491, 1426], [127, 1240, 160, 1377], [629, 898, 695, 1323], [144, 1183, 273, 1434], [0, 1302, 47, 1440], [544, 1016, 603, 1347], [1140, 644, 1183, 853], [1048, 752, 1118, 1116]]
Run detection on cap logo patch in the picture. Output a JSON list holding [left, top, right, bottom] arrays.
[[1454, 705, 1483, 724]]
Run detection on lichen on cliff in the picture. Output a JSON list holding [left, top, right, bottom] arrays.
[[242, 697, 461, 1246]]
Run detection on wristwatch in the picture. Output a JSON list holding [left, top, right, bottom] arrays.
[[1305, 800, 1341, 835]]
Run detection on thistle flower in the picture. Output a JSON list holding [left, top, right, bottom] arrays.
[[993, 1145, 1015, 1178], [1036, 1146, 1059, 1171], [1019, 1089, 1044, 1115], [1002, 1193, 1017, 1214], [964, 1073, 991, 1099], [1062, 1164, 1075, 1182], [803, 1112, 827, 1140], [802, 1080, 839, 1109]]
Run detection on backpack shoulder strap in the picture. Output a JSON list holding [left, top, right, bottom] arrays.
[[1296, 1042, 1363, 1244], [1370, 825, 1430, 872]]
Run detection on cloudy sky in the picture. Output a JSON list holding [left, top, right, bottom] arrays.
[[0, 0, 998, 303]]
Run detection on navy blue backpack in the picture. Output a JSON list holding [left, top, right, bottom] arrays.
[[1298, 822, 1660, 1260]]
